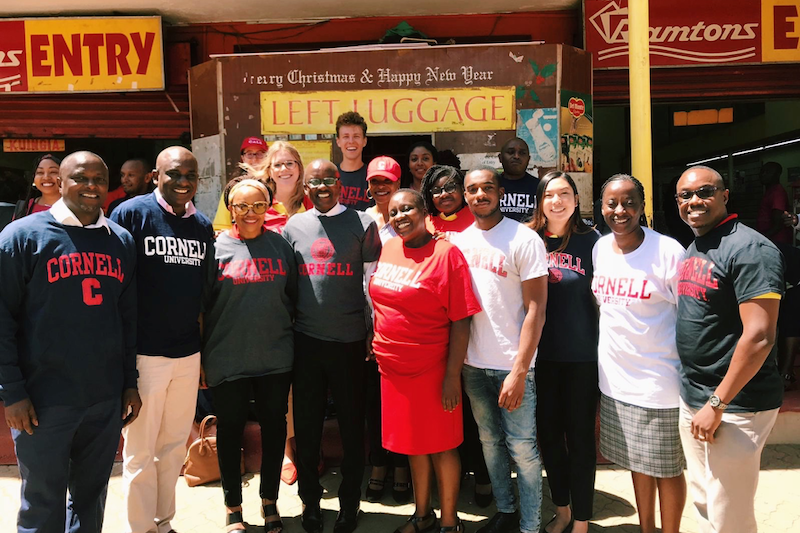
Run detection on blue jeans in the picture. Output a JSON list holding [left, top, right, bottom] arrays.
[[462, 365, 542, 533], [12, 397, 122, 533]]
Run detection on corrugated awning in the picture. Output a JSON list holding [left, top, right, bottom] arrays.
[[0, 89, 190, 139], [595, 63, 800, 105]]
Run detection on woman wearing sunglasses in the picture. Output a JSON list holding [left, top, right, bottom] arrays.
[[420, 165, 475, 238], [201, 179, 298, 533]]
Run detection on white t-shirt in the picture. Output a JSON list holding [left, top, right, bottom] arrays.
[[592, 228, 685, 409], [451, 217, 549, 371]]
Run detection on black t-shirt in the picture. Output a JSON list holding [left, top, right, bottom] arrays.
[[338, 164, 373, 211], [537, 229, 600, 363], [499, 172, 539, 223], [676, 216, 784, 412]]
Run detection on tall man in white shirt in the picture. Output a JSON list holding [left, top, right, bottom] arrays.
[[451, 166, 548, 533]]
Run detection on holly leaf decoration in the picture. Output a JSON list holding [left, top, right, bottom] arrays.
[[540, 63, 557, 78], [528, 59, 540, 76], [515, 85, 527, 101]]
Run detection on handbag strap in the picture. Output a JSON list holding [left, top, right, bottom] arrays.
[[198, 414, 217, 447]]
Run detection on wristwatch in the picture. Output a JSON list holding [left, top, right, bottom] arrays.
[[709, 394, 728, 411]]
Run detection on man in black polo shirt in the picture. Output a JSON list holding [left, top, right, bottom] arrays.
[[675, 165, 783, 533]]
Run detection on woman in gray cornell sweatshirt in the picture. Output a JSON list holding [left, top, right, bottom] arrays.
[[200, 179, 298, 533]]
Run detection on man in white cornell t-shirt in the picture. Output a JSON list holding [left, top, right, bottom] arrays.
[[451, 166, 549, 533]]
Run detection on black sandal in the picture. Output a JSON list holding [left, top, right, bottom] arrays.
[[262, 503, 283, 533], [226, 510, 245, 532], [394, 510, 438, 533], [439, 518, 464, 533], [366, 476, 386, 502]]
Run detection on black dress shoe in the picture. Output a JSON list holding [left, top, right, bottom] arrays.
[[477, 511, 520, 533], [301, 505, 323, 533], [334, 507, 361, 533]]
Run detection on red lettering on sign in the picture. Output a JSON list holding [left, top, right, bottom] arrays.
[[774, 5, 799, 50], [82, 34, 104, 76], [391, 97, 413, 123], [464, 96, 487, 122], [417, 97, 437, 122], [441, 97, 464, 123], [368, 99, 388, 124], [105, 33, 132, 75], [30, 34, 50, 76], [53, 34, 82, 76], [130, 32, 155, 75]]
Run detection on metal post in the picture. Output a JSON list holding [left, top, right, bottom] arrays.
[[628, 0, 653, 224]]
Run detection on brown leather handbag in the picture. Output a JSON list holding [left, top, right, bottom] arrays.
[[183, 414, 244, 487]]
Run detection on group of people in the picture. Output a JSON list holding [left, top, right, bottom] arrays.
[[0, 109, 786, 533]]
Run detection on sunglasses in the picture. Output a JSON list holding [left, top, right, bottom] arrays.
[[431, 181, 459, 196], [307, 177, 339, 188], [675, 185, 722, 203], [231, 201, 269, 215]]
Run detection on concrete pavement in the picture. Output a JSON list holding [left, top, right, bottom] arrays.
[[0, 444, 798, 532]]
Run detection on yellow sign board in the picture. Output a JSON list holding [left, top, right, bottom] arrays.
[[261, 88, 516, 134], [291, 140, 333, 165], [0, 17, 164, 93], [3, 139, 66, 152], [762, 0, 800, 62]]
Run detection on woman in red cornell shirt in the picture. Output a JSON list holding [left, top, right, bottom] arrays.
[[369, 190, 481, 533]]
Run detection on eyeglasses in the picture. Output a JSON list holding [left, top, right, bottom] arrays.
[[271, 160, 298, 171], [231, 201, 269, 215], [431, 181, 458, 196], [242, 151, 266, 160], [306, 177, 339, 188], [675, 185, 722, 203]]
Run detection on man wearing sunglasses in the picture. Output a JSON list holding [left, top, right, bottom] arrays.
[[674, 165, 784, 533], [282, 159, 381, 533], [110, 146, 214, 533]]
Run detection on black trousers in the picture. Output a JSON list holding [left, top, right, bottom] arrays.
[[210, 372, 292, 507], [293, 332, 366, 511], [535, 360, 599, 521], [364, 360, 408, 469]]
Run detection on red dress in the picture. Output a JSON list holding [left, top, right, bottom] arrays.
[[369, 237, 481, 455]]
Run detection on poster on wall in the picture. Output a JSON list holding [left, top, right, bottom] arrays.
[[560, 91, 593, 174], [516, 108, 559, 169], [560, 90, 594, 214]]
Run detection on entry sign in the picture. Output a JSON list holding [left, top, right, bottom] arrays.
[[3, 139, 66, 152], [0, 17, 164, 93]]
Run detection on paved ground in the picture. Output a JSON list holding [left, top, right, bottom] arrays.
[[0, 444, 798, 532]]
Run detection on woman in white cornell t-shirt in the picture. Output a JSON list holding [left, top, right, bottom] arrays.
[[592, 174, 686, 533]]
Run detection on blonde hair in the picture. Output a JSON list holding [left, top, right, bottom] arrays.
[[227, 178, 273, 206], [264, 141, 306, 217]]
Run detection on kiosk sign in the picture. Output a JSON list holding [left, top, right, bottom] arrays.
[[0, 17, 164, 93], [585, 0, 800, 67], [261, 88, 516, 134]]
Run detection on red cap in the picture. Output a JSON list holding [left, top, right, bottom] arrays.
[[240, 136, 268, 153], [367, 156, 402, 182]]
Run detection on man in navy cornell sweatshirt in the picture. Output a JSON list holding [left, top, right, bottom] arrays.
[[110, 146, 213, 533], [0, 151, 141, 533]]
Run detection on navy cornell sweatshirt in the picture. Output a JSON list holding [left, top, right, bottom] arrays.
[[0, 212, 138, 408], [110, 193, 213, 357]]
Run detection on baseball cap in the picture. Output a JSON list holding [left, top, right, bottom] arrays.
[[240, 137, 268, 153], [366, 156, 401, 182]]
